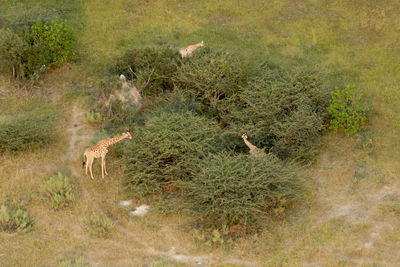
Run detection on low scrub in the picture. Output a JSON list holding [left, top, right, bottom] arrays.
[[57, 256, 89, 267], [39, 172, 75, 210], [328, 86, 368, 135], [123, 104, 221, 198], [0, 103, 60, 153], [179, 152, 303, 234], [81, 212, 115, 238], [0, 204, 34, 233]]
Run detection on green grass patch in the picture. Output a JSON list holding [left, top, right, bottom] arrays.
[[39, 172, 75, 210], [0, 204, 34, 233]]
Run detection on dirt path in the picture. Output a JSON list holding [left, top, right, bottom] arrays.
[[66, 104, 256, 266]]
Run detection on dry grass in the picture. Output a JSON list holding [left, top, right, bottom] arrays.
[[1, 0, 400, 266]]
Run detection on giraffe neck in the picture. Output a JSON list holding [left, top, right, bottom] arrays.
[[243, 138, 258, 150], [192, 43, 203, 49], [104, 135, 127, 147]]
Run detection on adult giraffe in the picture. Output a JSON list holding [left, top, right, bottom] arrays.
[[83, 131, 132, 179]]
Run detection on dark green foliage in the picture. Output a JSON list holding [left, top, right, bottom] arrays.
[[224, 67, 330, 160], [112, 47, 179, 96], [0, 19, 76, 83], [173, 47, 251, 117], [0, 103, 60, 153], [179, 152, 302, 233], [123, 106, 221, 198], [0, 204, 34, 233], [328, 86, 368, 135]]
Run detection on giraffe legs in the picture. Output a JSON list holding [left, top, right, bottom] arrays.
[[88, 157, 94, 180], [103, 156, 108, 176]]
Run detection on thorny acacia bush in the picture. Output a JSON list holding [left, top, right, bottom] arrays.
[[123, 103, 222, 198], [179, 152, 302, 234], [81, 212, 115, 238], [111, 47, 179, 96], [224, 67, 330, 160], [0, 102, 60, 153], [173, 47, 251, 118], [39, 172, 75, 210], [0, 19, 76, 83], [0, 204, 34, 233], [328, 86, 369, 135]]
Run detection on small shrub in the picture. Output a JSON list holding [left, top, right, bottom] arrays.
[[173, 47, 251, 118], [328, 86, 369, 135], [123, 105, 221, 198], [112, 47, 179, 96], [179, 152, 302, 234], [57, 256, 89, 267], [0, 204, 34, 233], [39, 172, 75, 210], [85, 111, 101, 124], [81, 212, 115, 238], [0, 103, 60, 153]]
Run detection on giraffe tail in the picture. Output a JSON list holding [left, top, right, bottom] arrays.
[[82, 152, 87, 168]]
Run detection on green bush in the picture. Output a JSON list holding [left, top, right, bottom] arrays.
[[31, 19, 76, 66], [173, 47, 251, 118], [39, 172, 75, 210], [328, 86, 368, 135], [179, 152, 302, 233], [0, 19, 76, 83], [224, 67, 330, 160], [112, 47, 179, 96], [123, 106, 221, 198], [0, 103, 60, 153], [0, 204, 34, 233], [81, 212, 115, 238]]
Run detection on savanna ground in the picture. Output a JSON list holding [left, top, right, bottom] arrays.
[[1, 0, 400, 266]]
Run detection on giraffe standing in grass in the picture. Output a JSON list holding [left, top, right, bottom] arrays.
[[83, 131, 132, 179], [241, 133, 265, 157], [179, 41, 205, 59]]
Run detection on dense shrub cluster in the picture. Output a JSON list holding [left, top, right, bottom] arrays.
[[123, 103, 221, 198], [0, 204, 34, 233], [179, 152, 302, 233], [224, 67, 330, 159], [107, 45, 343, 236], [39, 172, 75, 210], [0, 103, 60, 153], [328, 86, 368, 135], [0, 19, 76, 83]]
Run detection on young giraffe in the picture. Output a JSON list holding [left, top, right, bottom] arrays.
[[83, 131, 132, 179], [241, 133, 265, 157], [179, 41, 205, 59]]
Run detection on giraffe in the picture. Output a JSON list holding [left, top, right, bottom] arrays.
[[83, 131, 132, 179], [241, 133, 265, 157], [179, 41, 205, 59]]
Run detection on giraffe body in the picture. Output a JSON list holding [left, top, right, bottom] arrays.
[[179, 41, 205, 59], [84, 132, 132, 179], [241, 133, 265, 157]]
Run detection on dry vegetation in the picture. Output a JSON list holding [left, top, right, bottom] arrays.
[[1, 0, 400, 266]]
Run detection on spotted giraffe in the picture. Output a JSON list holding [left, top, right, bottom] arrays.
[[179, 41, 205, 59], [241, 133, 265, 157], [83, 131, 132, 179]]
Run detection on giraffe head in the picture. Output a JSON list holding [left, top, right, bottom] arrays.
[[123, 131, 132, 139], [241, 133, 248, 140]]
